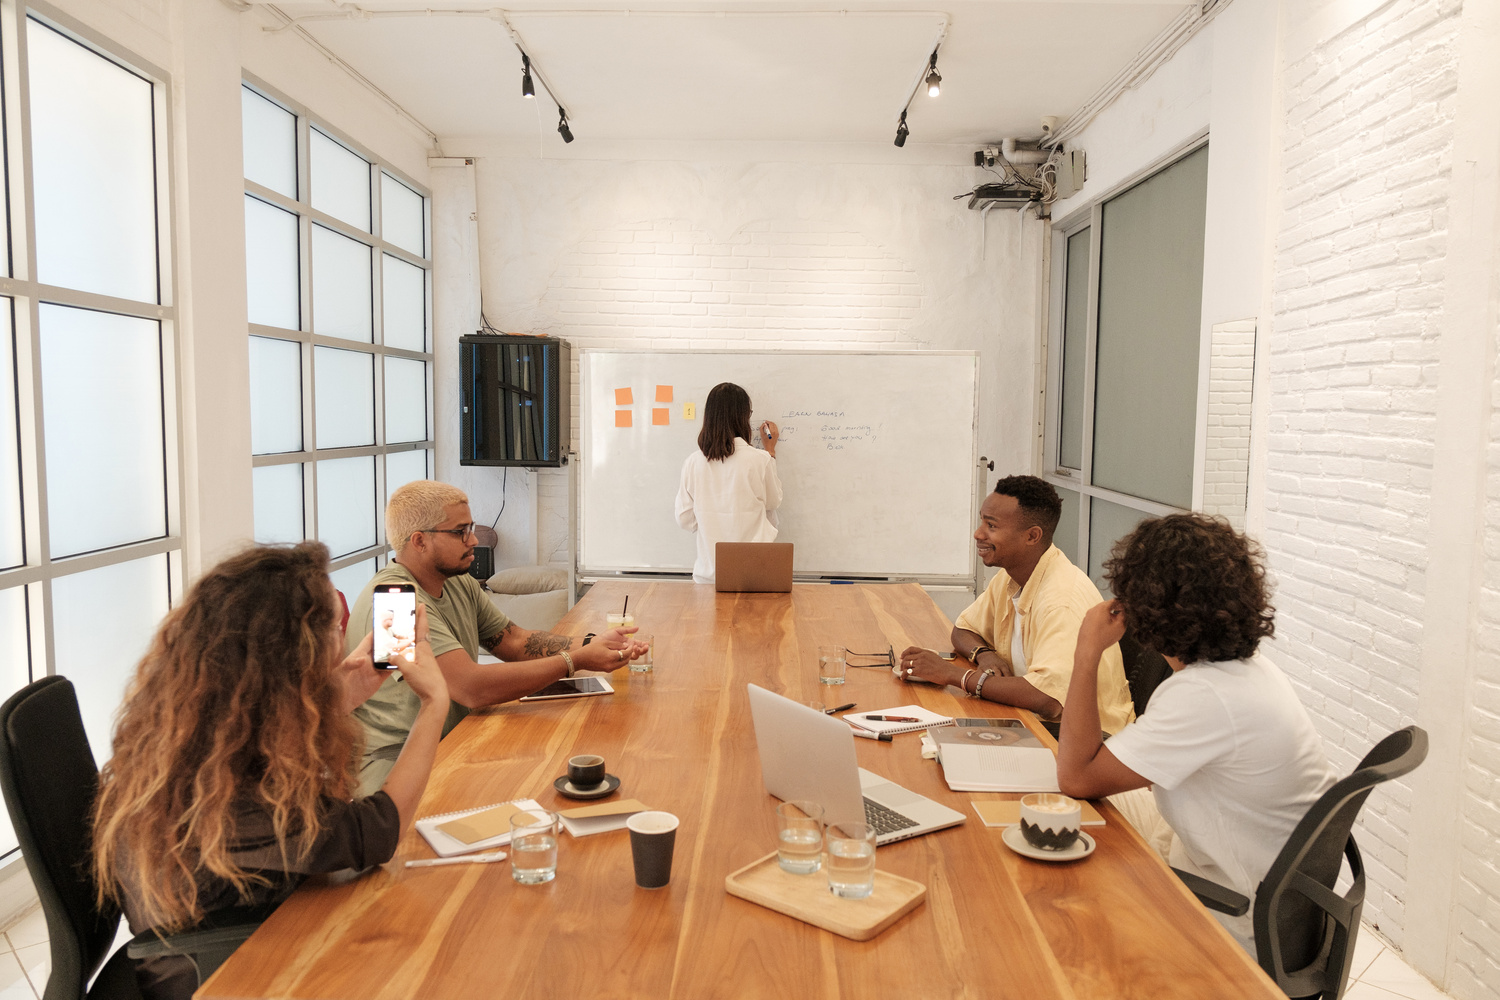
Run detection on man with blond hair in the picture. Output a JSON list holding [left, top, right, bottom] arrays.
[[347, 480, 644, 794]]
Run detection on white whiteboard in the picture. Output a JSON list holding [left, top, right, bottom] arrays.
[[579, 351, 978, 579]]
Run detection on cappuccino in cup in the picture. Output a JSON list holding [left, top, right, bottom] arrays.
[[1019, 793, 1082, 851]]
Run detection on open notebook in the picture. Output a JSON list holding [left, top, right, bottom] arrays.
[[415, 798, 545, 857]]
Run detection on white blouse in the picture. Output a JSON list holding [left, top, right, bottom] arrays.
[[674, 438, 783, 584]]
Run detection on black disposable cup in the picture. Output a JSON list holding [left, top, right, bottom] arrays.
[[626, 811, 679, 889], [568, 754, 606, 789]]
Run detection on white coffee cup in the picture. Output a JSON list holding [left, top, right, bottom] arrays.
[[1019, 793, 1082, 851]]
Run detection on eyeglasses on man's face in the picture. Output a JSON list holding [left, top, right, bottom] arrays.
[[421, 523, 477, 540]]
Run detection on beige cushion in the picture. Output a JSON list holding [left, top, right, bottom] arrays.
[[487, 589, 570, 632], [487, 565, 568, 596]]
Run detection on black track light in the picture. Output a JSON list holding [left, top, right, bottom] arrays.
[[521, 54, 534, 99], [926, 54, 941, 97], [557, 108, 574, 143], [894, 111, 909, 147]]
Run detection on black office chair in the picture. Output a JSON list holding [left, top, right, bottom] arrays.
[[1118, 626, 1172, 718], [0, 676, 260, 999], [1173, 725, 1429, 1000]]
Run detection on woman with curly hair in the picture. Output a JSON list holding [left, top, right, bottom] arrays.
[[92, 542, 449, 1000], [1056, 513, 1335, 951]]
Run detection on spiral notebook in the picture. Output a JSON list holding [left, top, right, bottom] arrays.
[[415, 798, 545, 857], [845, 705, 954, 736]]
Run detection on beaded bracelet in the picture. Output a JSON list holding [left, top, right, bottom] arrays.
[[972, 668, 997, 700]]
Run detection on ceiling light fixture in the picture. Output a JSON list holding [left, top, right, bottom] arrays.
[[521, 53, 534, 98], [557, 107, 574, 143], [926, 54, 941, 97], [894, 111, 909, 147]]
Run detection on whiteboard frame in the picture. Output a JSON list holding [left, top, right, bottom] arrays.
[[577, 349, 980, 584]]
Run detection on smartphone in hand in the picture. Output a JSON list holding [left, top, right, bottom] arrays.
[[372, 584, 417, 669]]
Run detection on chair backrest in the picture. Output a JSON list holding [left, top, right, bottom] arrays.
[[0, 676, 119, 1000], [1253, 726, 1429, 1000], [1117, 626, 1172, 717]]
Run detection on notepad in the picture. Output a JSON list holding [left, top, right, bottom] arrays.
[[846, 705, 954, 736], [415, 798, 544, 857], [972, 800, 1105, 828], [556, 798, 652, 838]]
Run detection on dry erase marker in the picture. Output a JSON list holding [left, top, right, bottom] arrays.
[[850, 729, 893, 742], [863, 715, 920, 723], [823, 703, 856, 715]]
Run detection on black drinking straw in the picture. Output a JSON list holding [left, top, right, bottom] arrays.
[[622, 596, 629, 616]]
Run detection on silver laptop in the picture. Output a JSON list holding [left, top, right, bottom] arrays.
[[747, 684, 965, 844]]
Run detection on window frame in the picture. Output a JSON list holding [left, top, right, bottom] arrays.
[[242, 75, 434, 580], [1041, 133, 1210, 568]]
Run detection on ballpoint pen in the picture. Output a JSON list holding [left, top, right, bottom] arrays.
[[850, 728, 893, 742], [405, 850, 508, 868], [863, 715, 920, 723], [823, 702, 856, 714]]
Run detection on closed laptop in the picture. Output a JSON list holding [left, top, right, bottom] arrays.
[[715, 542, 793, 593]]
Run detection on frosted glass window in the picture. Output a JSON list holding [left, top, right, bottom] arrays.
[[313, 347, 374, 449], [381, 174, 424, 256], [52, 555, 169, 765], [1092, 146, 1209, 509], [0, 585, 27, 855], [330, 558, 377, 609], [28, 19, 157, 303], [242, 87, 296, 198], [249, 336, 302, 454], [386, 449, 428, 501], [253, 463, 303, 543], [40, 305, 165, 557], [1055, 487, 1081, 569], [382, 255, 426, 351], [0, 304, 21, 570], [384, 358, 427, 443], [312, 225, 372, 342], [1058, 228, 1089, 471], [1087, 498, 1150, 598], [245, 196, 300, 330], [317, 455, 376, 558], [310, 129, 370, 232]]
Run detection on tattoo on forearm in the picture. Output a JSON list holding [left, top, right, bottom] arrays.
[[523, 631, 573, 658]]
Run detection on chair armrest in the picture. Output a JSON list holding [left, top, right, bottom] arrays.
[[126, 906, 263, 960], [1171, 866, 1250, 917]]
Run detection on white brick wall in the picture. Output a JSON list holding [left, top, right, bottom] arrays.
[[1203, 321, 1256, 528], [1266, 0, 1459, 949]]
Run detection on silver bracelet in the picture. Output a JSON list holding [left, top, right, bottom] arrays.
[[559, 649, 575, 678], [960, 668, 977, 695], [972, 669, 997, 700]]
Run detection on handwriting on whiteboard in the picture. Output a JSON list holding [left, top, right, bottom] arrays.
[[777, 412, 878, 451]]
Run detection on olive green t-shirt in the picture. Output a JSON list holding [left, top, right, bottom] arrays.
[[346, 563, 511, 757]]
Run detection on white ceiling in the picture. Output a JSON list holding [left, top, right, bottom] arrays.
[[258, 1, 1191, 148]]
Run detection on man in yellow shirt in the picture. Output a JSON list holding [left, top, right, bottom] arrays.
[[900, 475, 1135, 734]]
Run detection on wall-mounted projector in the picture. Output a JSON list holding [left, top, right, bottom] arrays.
[[965, 183, 1039, 210]]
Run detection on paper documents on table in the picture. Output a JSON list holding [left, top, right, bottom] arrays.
[[416, 798, 544, 857], [934, 726, 1059, 793], [845, 705, 954, 736], [556, 798, 652, 838]]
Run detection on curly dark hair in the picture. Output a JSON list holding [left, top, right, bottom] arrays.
[[992, 475, 1062, 539], [1104, 513, 1275, 665]]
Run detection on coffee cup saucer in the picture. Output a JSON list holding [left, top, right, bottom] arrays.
[[1000, 825, 1095, 862], [554, 773, 621, 800]]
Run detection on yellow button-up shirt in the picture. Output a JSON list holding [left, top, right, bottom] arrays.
[[955, 544, 1136, 735]]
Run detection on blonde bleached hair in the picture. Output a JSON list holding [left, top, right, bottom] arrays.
[[386, 480, 469, 552]]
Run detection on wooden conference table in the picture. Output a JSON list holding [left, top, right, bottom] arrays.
[[200, 581, 1282, 1000]]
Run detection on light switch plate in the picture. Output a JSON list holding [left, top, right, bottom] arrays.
[[684, 402, 696, 419]]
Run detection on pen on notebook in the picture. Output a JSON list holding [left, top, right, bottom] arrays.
[[863, 715, 920, 723], [850, 728, 893, 742], [823, 702, 856, 714], [405, 850, 507, 868]]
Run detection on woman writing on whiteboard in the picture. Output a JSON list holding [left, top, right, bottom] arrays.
[[674, 382, 784, 584]]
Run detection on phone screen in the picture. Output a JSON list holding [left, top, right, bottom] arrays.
[[372, 585, 417, 667]]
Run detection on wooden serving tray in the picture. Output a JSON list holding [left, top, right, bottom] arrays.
[[724, 851, 926, 941]]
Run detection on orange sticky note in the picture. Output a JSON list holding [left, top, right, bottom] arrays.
[[615, 410, 632, 428], [615, 387, 633, 406], [655, 385, 674, 403], [652, 408, 670, 426]]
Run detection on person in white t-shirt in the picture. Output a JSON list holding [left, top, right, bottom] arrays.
[[674, 382, 785, 584], [1055, 513, 1337, 952]]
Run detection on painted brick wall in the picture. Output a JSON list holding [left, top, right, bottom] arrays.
[[1265, 0, 1459, 948], [1203, 321, 1256, 529]]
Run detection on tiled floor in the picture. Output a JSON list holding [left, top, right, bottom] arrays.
[[0, 903, 1461, 999]]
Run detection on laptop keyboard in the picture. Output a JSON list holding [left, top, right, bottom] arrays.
[[864, 798, 920, 837]]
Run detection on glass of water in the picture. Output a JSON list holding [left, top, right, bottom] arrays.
[[825, 821, 877, 899], [775, 800, 824, 874], [818, 645, 846, 686], [631, 633, 655, 673], [509, 809, 559, 885]]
